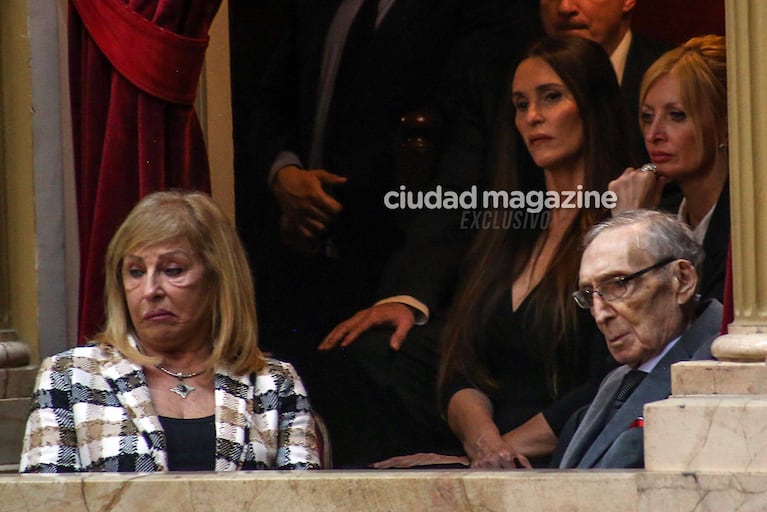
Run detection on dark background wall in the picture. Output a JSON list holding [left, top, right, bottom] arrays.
[[228, 0, 293, 269], [227, 0, 726, 265], [633, 0, 724, 45]]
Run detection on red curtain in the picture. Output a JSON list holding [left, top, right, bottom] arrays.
[[69, 0, 221, 343]]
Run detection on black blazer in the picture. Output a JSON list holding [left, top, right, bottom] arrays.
[[698, 181, 730, 302]]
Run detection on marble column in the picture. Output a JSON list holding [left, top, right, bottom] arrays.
[[711, 0, 767, 362], [644, 0, 767, 472]]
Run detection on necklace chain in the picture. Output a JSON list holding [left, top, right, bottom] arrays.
[[156, 365, 206, 379]]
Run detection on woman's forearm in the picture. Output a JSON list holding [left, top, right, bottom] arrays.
[[501, 412, 557, 458], [447, 389, 498, 449], [447, 388, 518, 467]]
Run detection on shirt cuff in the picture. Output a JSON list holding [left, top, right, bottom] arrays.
[[268, 151, 304, 187], [374, 296, 430, 325]]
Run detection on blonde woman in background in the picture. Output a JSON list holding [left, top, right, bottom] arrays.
[[609, 35, 728, 302]]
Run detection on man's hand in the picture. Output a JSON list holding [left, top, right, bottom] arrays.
[[319, 303, 416, 351], [272, 165, 346, 248]]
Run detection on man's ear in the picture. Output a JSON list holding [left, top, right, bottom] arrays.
[[672, 259, 698, 304], [623, 0, 637, 15]]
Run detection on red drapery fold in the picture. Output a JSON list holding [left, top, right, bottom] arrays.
[[70, 0, 221, 343]]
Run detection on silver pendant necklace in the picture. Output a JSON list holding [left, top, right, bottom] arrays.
[[156, 365, 206, 399]]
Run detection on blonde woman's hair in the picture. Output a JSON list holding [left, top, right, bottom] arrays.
[[640, 35, 727, 151], [97, 190, 265, 375]]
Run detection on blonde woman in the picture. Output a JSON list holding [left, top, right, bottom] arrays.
[[21, 191, 319, 472], [609, 35, 728, 302]]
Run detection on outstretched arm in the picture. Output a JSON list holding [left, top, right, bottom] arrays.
[[319, 302, 416, 351], [500, 413, 557, 463]]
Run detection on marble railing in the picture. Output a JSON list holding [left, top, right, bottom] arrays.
[[0, 470, 765, 511]]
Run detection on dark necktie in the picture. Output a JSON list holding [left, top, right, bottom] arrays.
[[347, 0, 378, 48], [321, 0, 379, 254], [606, 369, 647, 422], [333, 0, 378, 102]]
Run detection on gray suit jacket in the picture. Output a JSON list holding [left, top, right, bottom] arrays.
[[558, 299, 723, 469]]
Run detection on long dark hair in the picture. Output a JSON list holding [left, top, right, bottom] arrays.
[[439, 36, 629, 399]]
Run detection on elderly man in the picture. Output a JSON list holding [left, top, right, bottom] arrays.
[[556, 210, 723, 469]]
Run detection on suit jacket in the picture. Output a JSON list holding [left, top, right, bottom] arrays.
[[20, 340, 319, 472], [622, 33, 673, 166], [558, 299, 723, 469], [252, 0, 465, 259]]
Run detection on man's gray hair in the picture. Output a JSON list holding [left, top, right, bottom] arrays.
[[583, 209, 705, 269]]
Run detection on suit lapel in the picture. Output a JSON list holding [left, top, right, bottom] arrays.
[[559, 366, 628, 468], [100, 343, 167, 470], [369, 0, 397, 33], [577, 340, 694, 468], [371, 0, 429, 44], [99, 342, 263, 471], [567, 300, 722, 468], [214, 367, 254, 471]]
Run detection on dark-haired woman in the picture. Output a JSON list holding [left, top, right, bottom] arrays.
[[439, 36, 628, 468]]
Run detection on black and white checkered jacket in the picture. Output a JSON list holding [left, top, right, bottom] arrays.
[[20, 340, 319, 472]]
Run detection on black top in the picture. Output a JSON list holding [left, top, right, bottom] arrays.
[[443, 292, 615, 460], [159, 415, 216, 471]]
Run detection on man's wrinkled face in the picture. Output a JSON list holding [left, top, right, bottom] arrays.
[[578, 225, 695, 368]]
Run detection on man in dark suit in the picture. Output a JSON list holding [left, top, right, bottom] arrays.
[[312, 0, 543, 465], [556, 210, 722, 469], [248, 0, 479, 467], [540, 0, 671, 165]]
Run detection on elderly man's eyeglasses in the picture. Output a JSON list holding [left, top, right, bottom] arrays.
[[572, 256, 676, 310]]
